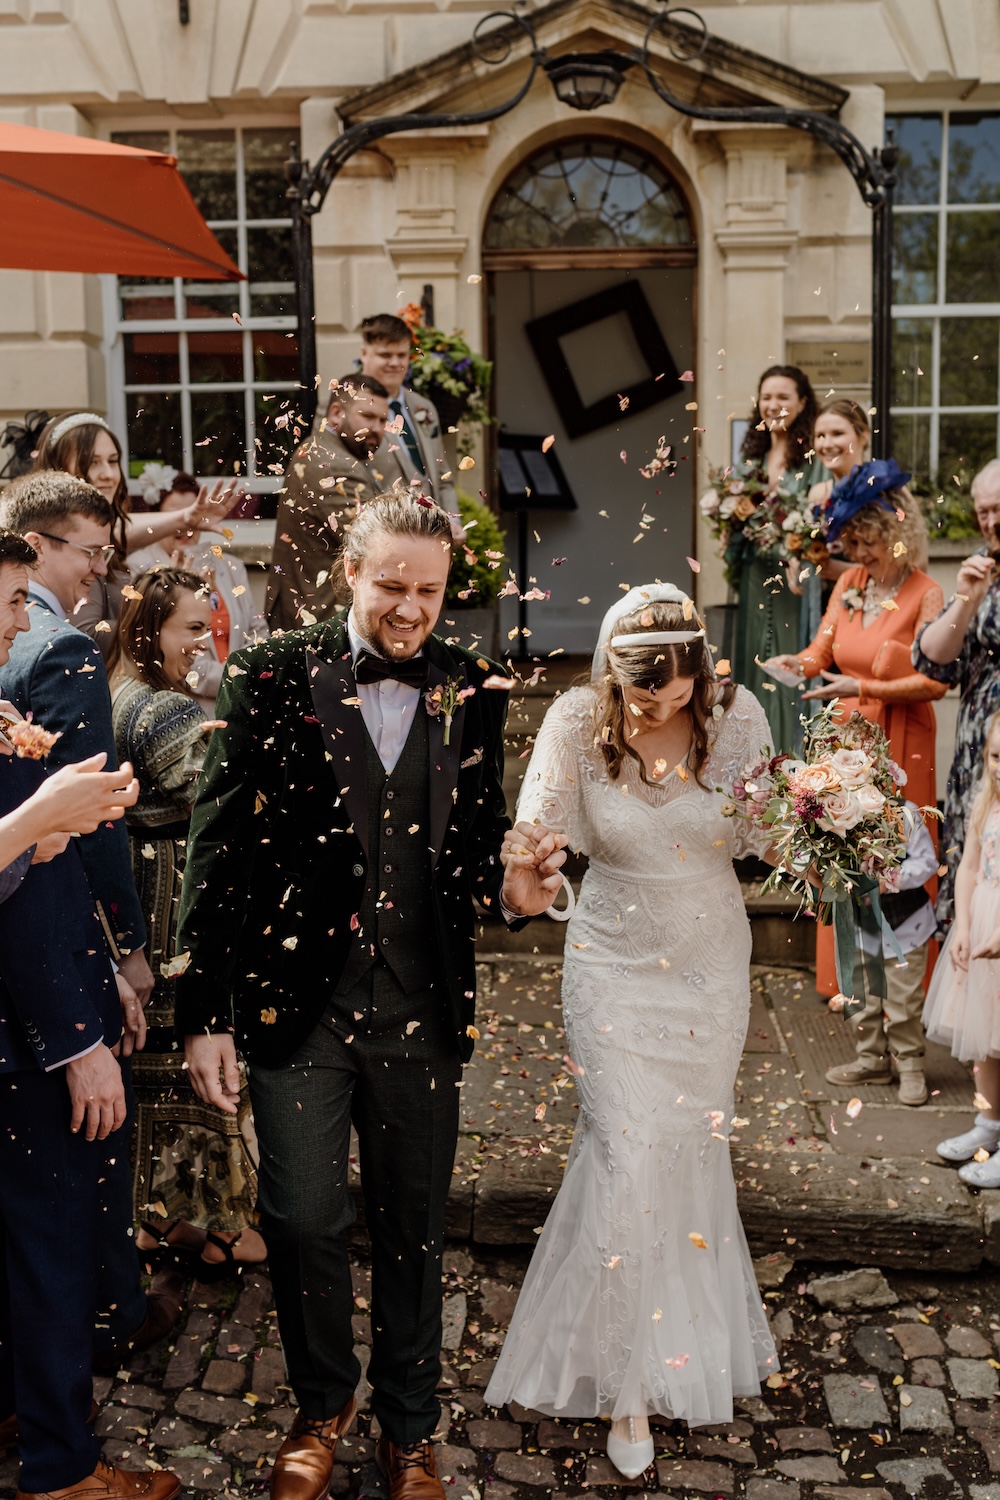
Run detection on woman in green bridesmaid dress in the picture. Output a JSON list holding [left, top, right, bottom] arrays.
[[731, 365, 826, 753]]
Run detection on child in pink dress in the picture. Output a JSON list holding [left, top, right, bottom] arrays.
[[925, 710, 1000, 1184]]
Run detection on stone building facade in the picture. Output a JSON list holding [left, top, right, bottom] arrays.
[[0, 0, 997, 646]]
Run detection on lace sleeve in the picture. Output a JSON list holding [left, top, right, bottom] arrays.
[[715, 687, 776, 860], [516, 687, 593, 856]]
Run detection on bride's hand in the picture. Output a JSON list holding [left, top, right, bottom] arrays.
[[500, 821, 568, 917]]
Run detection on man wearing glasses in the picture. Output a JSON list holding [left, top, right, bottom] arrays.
[[0, 471, 178, 1370]]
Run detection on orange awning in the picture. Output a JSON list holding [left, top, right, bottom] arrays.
[[0, 122, 243, 281]]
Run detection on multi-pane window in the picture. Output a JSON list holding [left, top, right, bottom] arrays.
[[890, 111, 1000, 483], [108, 126, 300, 514]]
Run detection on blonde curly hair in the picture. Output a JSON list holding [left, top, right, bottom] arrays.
[[839, 485, 929, 571]]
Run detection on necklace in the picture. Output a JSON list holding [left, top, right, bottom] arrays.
[[861, 569, 910, 617]]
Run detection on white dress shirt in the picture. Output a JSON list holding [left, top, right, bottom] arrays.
[[28, 582, 69, 622], [347, 613, 422, 774]]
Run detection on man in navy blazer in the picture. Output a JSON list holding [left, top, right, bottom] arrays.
[[0, 472, 172, 1370], [0, 530, 179, 1500]]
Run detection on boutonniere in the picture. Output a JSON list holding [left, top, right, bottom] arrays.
[[425, 676, 476, 746], [414, 408, 430, 425], [842, 585, 864, 619]]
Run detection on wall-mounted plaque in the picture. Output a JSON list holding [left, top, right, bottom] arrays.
[[786, 342, 871, 392]]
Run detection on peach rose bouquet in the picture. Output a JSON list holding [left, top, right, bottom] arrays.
[[730, 704, 930, 1014]]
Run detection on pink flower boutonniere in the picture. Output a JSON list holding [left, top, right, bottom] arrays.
[[425, 676, 476, 746]]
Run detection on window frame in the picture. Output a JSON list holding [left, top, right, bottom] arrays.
[[891, 108, 1000, 482], [100, 117, 301, 500]]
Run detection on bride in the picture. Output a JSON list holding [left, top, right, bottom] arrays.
[[486, 584, 780, 1477]]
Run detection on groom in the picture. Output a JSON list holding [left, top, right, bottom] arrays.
[[175, 492, 563, 1500]]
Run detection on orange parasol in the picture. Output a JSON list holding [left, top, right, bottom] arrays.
[[0, 121, 243, 280]]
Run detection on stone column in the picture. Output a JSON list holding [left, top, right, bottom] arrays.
[[693, 124, 801, 606]]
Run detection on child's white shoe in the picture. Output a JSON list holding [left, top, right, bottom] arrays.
[[937, 1113, 1000, 1163], [959, 1149, 1000, 1187]]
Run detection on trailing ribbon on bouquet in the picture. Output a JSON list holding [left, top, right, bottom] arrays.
[[822, 874, 907, 1020]]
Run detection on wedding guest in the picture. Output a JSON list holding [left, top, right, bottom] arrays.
[[267, 374, 388, 631], [928, 712, 1000, 1184], [912, 458, 1000, 927], [32, 413, 238, 657], [360, 313, 458, 510], [824, 800, 936, 1105], [111, 568, 267, 1276], [0, 472, 185, 1364], [487, 586, 779, 1474], [0, 530, 179, 1500], [176, 493, 563, 1500], [764, 461, 946, 996], [129, 470, 268, 714], [728, 365, 825, 752]]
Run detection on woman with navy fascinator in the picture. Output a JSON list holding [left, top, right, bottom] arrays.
[[765, 401, 946, 996]]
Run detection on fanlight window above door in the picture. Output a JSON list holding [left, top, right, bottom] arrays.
[[484, 140, 693, 251]]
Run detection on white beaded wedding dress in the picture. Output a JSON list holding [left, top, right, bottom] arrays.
[[486, 681, 779, 1426]]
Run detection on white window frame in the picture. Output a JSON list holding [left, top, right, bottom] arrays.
[[100, 117, 300, 499], [892, 108, 1000, 480]]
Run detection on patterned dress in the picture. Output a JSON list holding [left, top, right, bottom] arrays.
[[731, 454, 827, 755], [111, 675, 258, 1231], [912, 564, 1000, 927]]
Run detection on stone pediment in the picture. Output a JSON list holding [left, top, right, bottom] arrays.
[[337, 0, 848, 126]]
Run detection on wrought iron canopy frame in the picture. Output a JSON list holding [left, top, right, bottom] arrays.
[[286, 1, 897, 451]]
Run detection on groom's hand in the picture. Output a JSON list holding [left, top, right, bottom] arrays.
[[185, 1033, 241, 1115], [500, 821, 568, 917]]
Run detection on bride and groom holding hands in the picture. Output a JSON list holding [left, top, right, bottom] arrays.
[[175, 491, 778, 1498]]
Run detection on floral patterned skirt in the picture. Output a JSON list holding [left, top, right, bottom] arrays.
[[129, 828, 258, 1232]]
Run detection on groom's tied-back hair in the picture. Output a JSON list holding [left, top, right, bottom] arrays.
[[595, 599, 736, 791], [339, 491, 455, 582]]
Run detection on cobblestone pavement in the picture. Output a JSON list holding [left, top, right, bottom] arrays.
[[7, 1254, 1000, 1500]]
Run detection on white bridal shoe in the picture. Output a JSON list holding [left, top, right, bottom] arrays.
[[607, 1417, 655, 1479]]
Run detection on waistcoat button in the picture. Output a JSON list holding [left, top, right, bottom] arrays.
[[351, 863, 364, 878]]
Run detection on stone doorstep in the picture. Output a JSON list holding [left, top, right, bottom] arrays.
[[456, 1144, 988, 1269]]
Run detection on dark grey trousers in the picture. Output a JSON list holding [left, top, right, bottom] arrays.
[[248, 962, 461, 1444]]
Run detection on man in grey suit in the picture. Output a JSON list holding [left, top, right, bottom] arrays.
[[359, 313, 459, 510]]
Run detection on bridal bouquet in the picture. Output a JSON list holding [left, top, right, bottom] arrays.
[[730, 705, 918, 1015], [700, 463, 827, 583]]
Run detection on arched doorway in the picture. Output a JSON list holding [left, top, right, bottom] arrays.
[[483, 136, 697, 654]]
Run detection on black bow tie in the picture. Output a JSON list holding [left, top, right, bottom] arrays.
[[354, 649, 428, 689]]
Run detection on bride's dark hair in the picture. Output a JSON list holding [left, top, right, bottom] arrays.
[[594, 600, 735, 789]]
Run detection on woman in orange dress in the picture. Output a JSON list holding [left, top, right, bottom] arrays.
[[765, 458, 947, 995]]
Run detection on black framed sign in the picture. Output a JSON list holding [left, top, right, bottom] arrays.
[[495, 431, 577, 513], [525, 280, 682, 439]]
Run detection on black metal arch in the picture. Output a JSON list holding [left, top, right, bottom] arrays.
[[286, 1, 896, 447]]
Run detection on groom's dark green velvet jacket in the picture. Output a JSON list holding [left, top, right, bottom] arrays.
[[173, 619, 514, 1065]]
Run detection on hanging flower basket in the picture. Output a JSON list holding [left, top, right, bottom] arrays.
[[423, 380, 472, 432], [401, 303, 492, 445]]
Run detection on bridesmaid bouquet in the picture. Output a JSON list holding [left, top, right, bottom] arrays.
[[730, 705, 918, 1015], [699, 464, 827, 582]]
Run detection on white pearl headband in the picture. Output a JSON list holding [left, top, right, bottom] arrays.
[[610, 629, 706, 647], [49, 412, 111, 446]]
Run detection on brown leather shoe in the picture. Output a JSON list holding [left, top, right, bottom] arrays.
[[270, 1395, 357, 1500], [93, 1272, 184, 1375], [16, 1458, 180, 1500], [376, 1439, 446, 1500], [0, 1411, 17, 1455]]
